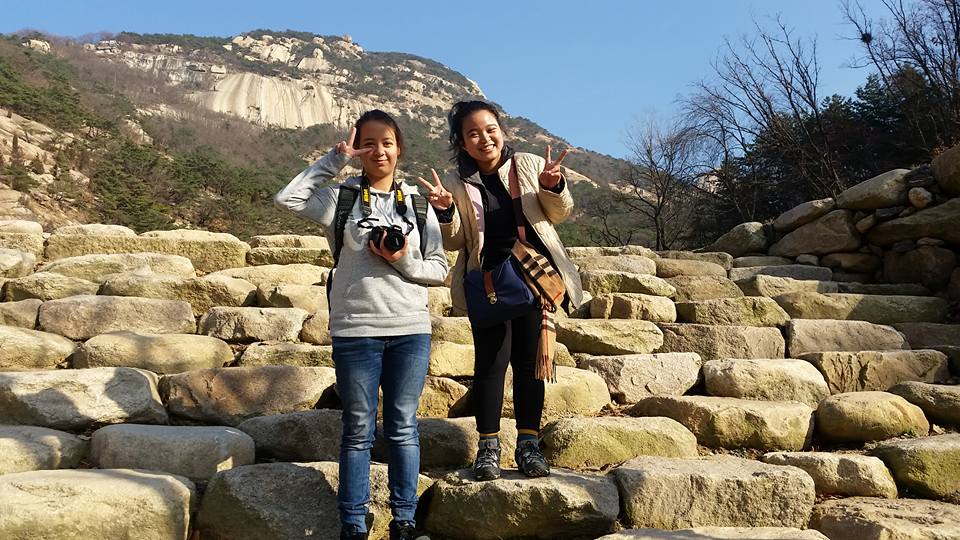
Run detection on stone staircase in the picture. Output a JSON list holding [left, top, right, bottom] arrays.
[[0, 185, 959, 540]]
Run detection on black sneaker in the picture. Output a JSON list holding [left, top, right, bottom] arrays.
[[515, 439, 550, 478], [389, 520, 429, 540], [472, 438, 501, 481], [340, 524, 368, 540]]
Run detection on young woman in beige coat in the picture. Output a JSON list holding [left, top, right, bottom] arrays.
[[416, 100, 584, 481]]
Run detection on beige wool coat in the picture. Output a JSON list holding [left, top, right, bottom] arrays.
[[439, 151, 585, 315]]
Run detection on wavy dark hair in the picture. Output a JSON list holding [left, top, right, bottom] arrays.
[[352, 109, 404, 159], [447, 100, 506, 162]]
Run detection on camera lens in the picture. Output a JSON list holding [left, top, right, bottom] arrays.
[[384, 228, 405, 251]]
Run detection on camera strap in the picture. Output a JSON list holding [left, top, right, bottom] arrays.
[[359, 175, 407, 218]]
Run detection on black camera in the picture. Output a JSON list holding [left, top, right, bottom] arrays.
[[369, 225, 406, 252]]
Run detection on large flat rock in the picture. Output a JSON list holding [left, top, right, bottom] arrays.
[[612, 456, 815, 529], [541, 416, 698, 469], [2, 271, 100, 301], [769, 210, 861, 257], [580, 270, 676, 297], [774, 292, 948, 325], [872, 433, 960, 498], [74, 331, 234, 373], [38, 252, 196, 282], [425, 468, 619, 539], [199, 306, 308, 342], [160, 365, 337, 426], [44, 233, 249, 273], [39, 295, 196, 340], [589, 293, 677, 322], [237, 341, 333, 368], [890, 381, 960, 426], [816, 392, 929, 443], [810, 497, 960, 540], [197, 461, 431, 540], [373, 417, 520, 470], [675, 297, 790, 327], [574, 254, 657, 275], [703, 358, 830, 407], [798, 350, 950, 393], [728, 265, 833, 282], [237, 409, 343, 462], [579, 353, 702, 403], [92, 424, 255, 480], [894, 322, 960, 348], [664, 275, 743, 302], [557, 319, 664, 355], [835, 169, 910, 209], [0, 468, 195, 540], [101, 272, 257, 316], [0, 324, 77, 370], [785, 319, 908, 356], [206, 263, 328, 287], [0, 425, 87, 474], [657, 323, 785, 361], [0, 367, 167, 430], [628, 395, 813, 451], [761, 451, 897, 498], [773, 198, 835, 232], [737, 275, 838, 298]]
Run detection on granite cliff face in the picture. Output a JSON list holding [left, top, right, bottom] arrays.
[[95, 32, 486, 134]]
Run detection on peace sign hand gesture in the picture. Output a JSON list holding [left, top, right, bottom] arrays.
[[539, 144, 569, 189], [416, 168, 454, 210], [335, 127, 373, 158]]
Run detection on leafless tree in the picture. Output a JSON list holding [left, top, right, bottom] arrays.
[[842, 0, 960, 150]]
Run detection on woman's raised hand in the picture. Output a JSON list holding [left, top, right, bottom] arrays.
[[416, 168, 454, 210], [335, 127, 373, 158], [538, 144, 569, 189]]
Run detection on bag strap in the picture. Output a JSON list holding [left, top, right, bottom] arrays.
[[412, 193, 429, 259], [508, 158, 528, 245], [333, 186, 359, 267]]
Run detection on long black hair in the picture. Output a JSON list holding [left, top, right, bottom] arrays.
[[447, 100, 506, 162], [353, 109, 404, 159]]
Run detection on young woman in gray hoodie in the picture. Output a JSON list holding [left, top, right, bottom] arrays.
[[275, 110, 448, 540]]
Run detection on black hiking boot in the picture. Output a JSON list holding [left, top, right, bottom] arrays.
[[472, 437, 501, 481], [515, 439, 550, 478], [389, 520, 430, 540]]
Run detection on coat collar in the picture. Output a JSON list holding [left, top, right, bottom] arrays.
[[456, 145, 516, 184]]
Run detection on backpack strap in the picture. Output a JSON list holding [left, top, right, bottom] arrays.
[[412, 193, 430, 259], [332, 186, 359, 267]]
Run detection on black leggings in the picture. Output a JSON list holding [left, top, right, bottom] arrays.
[[471, 308, 545, 434]]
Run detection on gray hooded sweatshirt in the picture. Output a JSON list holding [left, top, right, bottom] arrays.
[[274, 149, 448, 337]]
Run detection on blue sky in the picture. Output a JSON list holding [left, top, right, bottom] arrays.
[[3, 0, 889, 158]]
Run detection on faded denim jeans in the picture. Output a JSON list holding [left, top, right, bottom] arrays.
[[332, 334, 430, 533]]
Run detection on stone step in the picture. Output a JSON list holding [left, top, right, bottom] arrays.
[[236, 341, 333, 368], [0, 425, 87, 474], [664, 275, 743, 302], [0, 247, 35, 278], [611, 456, 815, 530], [0, 323, 76, 370], [205, 263, 329, 287], [91, 424, 255, 481], [248, 234, 328, 249], [246, 246, 332, 267], [580, 269, 676, 297], [628, 395, 813, 451], [761, 451, 897, 498], [424, 468, 619, 540], [732, 256, 793, 268], [199, 306, 308, 342], [736, 275, 837, 297], [657, 250, 733, 270], [39, 252, 196, 282], [38, 294, 196, 340], [872, 433, 960, 499], [237, 408, 343, 462], [256, 283, 326, 312], [656, 258, 727, 278], [0, 469, 195, 540], [815, 392, 929, 444], [657, 323, 785, 361], [0, 231, 44, 257], [578, 352, 702, 403], [797, 350, 950, 394], [890, 381, 960, 426], [589, 293, 677, 322], [675, 297, 789, 327], [573, 254, 657, 275], [729, 264, 832, 282], [44, 233, 248, 273], [74, 331, 234, 373], [101, 272, 256, 316], [2, 271, 99, 301], [0, 367, 167, 430], [540, 416, 697, 469], [372, 417, 519, 470], [702, 358, 829, 407], [893, 322, 960, 348], [197, 461, 431, 540], [159, 365, 337, 426], [557, 319, 664, 355], [598, 527, 828, 539], [785, 319, 908, 357], [810, 497, 960, 539], [774, 292, 948, 325]]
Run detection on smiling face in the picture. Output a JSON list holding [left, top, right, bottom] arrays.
[[460, 109, 504, 174], [355, 120, 399, 182]]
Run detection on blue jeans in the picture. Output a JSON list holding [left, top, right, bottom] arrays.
[[333, 333, 431, 533]]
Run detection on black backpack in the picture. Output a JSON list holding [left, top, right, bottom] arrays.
[[331, 186, 430, 267]]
